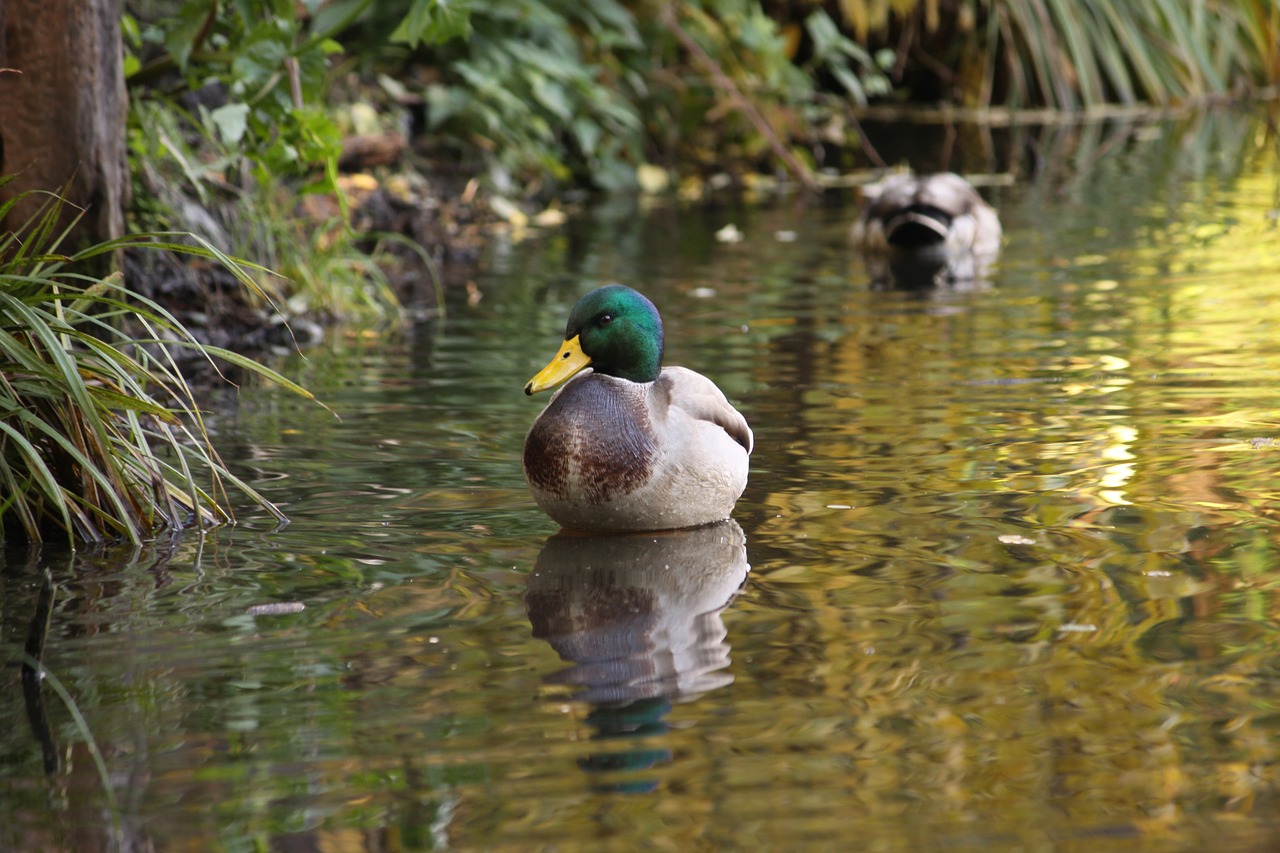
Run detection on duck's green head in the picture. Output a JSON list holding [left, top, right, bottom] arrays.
[[525, 284, 664, 395]]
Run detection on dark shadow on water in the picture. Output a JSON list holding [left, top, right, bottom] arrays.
[[21, 569, 60, 776], [525, 519, 749, 792], [865, 248, 999, 292], [2, 547, 65, 777]]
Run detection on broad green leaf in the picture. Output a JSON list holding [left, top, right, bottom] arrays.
[[210, 103, 250, 146]]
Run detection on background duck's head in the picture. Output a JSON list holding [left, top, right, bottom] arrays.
[[526, 284, 665, 394]]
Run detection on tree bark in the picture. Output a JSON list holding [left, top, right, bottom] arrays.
[[0, 0, 128, 253]]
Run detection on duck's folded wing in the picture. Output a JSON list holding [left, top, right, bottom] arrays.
[[658, 367, 754, 454]]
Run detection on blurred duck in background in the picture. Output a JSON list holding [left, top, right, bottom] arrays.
[[851, 171, 1002, 288]]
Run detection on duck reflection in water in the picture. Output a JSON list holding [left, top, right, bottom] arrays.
[[525, 519, 749, 791], [851, 171, 1002, 290]]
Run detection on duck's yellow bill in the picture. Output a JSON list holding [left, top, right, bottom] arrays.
[[525, 335, 592, 395]]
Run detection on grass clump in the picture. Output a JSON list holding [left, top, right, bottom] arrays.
[[0, 188, 315, 545]]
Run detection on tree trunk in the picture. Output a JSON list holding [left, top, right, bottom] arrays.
[[0, 0, 128, 253]]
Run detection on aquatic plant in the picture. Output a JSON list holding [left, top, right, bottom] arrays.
[[0, 188, 315, 545]]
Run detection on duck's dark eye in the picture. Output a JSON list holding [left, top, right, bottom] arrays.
[[598, 313, 614, 326]]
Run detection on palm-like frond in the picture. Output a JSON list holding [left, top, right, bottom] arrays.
[[839, 0, 1280, 109]]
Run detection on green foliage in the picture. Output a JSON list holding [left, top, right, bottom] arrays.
[[120, 0, 1280, 205], [390, 0, 474, 46], [0, 190, 316, 544], [803, 8, 891, 105], [417, 0, 646, 191], [652, 0, 813, 172], [125, 1, 347, 185], [131, 99, 403, 324], [394, 0, 889, 190], [121, 1, 487, 322], [124, 7, 410, 322]]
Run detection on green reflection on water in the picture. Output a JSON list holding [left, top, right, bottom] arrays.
[[4, 111, 1280, 852]]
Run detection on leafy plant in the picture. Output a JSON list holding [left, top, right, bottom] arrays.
[[122, 2, 465, 323], [388, 0, 475, 45], [416, 0, 647, 191], [380, 0, 893, 191], [0, 188, 317, 545], [803, 8, 892, 106], [125, 0, 350, 186], [126, 69, 401, 324]]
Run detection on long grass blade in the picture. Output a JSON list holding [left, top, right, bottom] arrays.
[[23, 654, 122, 843], [198, 345, 325, 405]]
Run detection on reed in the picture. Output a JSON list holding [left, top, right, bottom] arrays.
[[839, 0, 1280, 109]]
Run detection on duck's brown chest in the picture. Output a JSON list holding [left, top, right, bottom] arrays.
[[523, 377, 660, 505]]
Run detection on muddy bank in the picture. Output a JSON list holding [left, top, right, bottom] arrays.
[[124, 154, 503, 352]]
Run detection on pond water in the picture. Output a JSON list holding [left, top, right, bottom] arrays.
[[5, 110, 1280, 852]]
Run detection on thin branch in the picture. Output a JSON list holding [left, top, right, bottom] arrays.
[[284, 56, 304, 110], [846, 111, 885, 167]]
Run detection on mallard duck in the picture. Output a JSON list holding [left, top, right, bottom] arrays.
[[523, 285, 753, 533], [851, 171, 1002, 286]]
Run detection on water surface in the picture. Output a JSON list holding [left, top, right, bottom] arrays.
[[4, 111, 1280, 851]]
